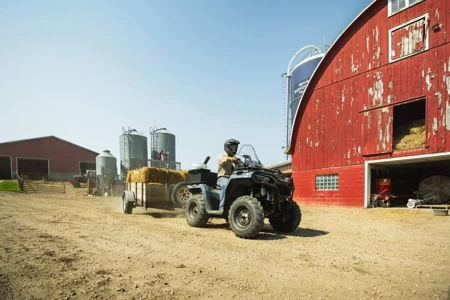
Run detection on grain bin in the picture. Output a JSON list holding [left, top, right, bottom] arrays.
[[150, 128, 176, 163], [120, 127, 148, 178], [284, 45, 328, 156], [289, 50, 325, 128], [96, 150, 117, 193]]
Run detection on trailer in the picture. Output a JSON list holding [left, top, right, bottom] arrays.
[[122, 181, 190, 213]]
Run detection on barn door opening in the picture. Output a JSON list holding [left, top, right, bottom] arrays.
[[365, 152, 450, 208], [0, 156, 12, 179], [393, 99, 426, 150], [80, 162, 96, 175], [17, 158, 49, 180]]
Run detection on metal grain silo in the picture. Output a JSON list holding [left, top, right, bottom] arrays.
[[120, 127, 148, 177], [150, 128, 176, 163], [284, 45, 328, 158], [96, 150, 117, 193], [288, 45, 327, 130]]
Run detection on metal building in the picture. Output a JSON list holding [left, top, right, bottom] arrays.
[[0, 136, 98, 180], [286, 0, 450, 207]]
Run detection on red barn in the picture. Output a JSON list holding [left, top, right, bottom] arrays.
[[0, 136, 98, 181], [287, 0, 450, 207]]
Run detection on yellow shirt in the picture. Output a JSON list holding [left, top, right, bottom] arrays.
[[217, 152, 234, 177]]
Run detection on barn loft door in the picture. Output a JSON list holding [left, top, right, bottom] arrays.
[[389, 14, 428, 63], [362, 107, 393, 156]]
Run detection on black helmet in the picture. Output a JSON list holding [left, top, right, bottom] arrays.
[[224, 139, 240, 156]]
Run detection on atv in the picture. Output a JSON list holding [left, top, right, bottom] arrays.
[[185, 144, 301, 239]]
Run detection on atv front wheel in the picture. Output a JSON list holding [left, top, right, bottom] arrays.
[[185, 194, 209, 227], [269, 201, 301, 233], [229, 196, 264, 239]]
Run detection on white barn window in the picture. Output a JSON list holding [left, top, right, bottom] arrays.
[[388, 0, 422, 16]]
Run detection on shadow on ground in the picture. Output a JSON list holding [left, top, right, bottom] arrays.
[[256, 226, 328, 240], [190, 223, 329, 241]]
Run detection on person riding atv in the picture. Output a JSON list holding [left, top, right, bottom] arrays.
[[185, 143, 301, 239], [216, 139, 240, 213]]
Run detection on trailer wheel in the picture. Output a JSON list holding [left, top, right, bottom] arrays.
[[122, 191, 134, 214], [73, 181, 80, 188], [171, 182, 191, 208]]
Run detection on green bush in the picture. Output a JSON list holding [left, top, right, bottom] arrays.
[[0, 180, 20, 192]]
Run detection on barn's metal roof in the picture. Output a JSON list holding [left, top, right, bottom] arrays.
[[0, 136, 99, 155]]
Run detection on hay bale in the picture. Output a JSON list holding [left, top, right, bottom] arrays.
[[394, 119, 426, 150], [126, 170, 139, 183], [409, 126, 424, 135], [126, 167, 190, 184], [409, 119, 425, 135]]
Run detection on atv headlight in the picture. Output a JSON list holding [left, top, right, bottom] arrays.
[[254, 175, 270, 183]]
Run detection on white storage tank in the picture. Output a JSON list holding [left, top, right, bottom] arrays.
[[96, 150, 117, 191]]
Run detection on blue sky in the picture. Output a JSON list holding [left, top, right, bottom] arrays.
[[0, 0, 372, 172]]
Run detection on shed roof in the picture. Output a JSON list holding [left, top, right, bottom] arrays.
[[0, 136, 99, 155]]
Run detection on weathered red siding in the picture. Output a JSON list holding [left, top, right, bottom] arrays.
[[290, 0, 450, 206], [293, 165, 365, 207], [0, 136, 97, 173]]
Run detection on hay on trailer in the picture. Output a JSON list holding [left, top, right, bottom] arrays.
[[393, 119, 426, 150], [126, 167, 190, 184]]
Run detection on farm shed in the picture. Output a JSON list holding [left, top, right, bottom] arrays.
[[0, 136, 98, 181], [287, 0, 450, 207]]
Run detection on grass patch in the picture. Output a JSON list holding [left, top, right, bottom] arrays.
[[0, 180, 20, 192]]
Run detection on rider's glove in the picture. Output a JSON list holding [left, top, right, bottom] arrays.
[[227, 157, 238, 164]]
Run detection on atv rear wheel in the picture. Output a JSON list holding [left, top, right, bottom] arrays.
[[185, 194, 209, 227], [229, 196, 264, 239], [269, 201, 301, 233], [171, 182, 190, 208]]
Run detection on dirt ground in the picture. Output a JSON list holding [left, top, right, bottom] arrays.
[[0, 185, 449, 300]]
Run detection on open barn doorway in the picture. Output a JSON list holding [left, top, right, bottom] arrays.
[[80, 162, 96, 175], [0, 156, 12, 179], [393, 99, 426, 151], [365, 153, 450, 208], [17, 158, 49, 180]]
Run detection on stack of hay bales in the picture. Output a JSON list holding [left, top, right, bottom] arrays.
[[126, 167, 189, 184], [393, 119, 426, 150]]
